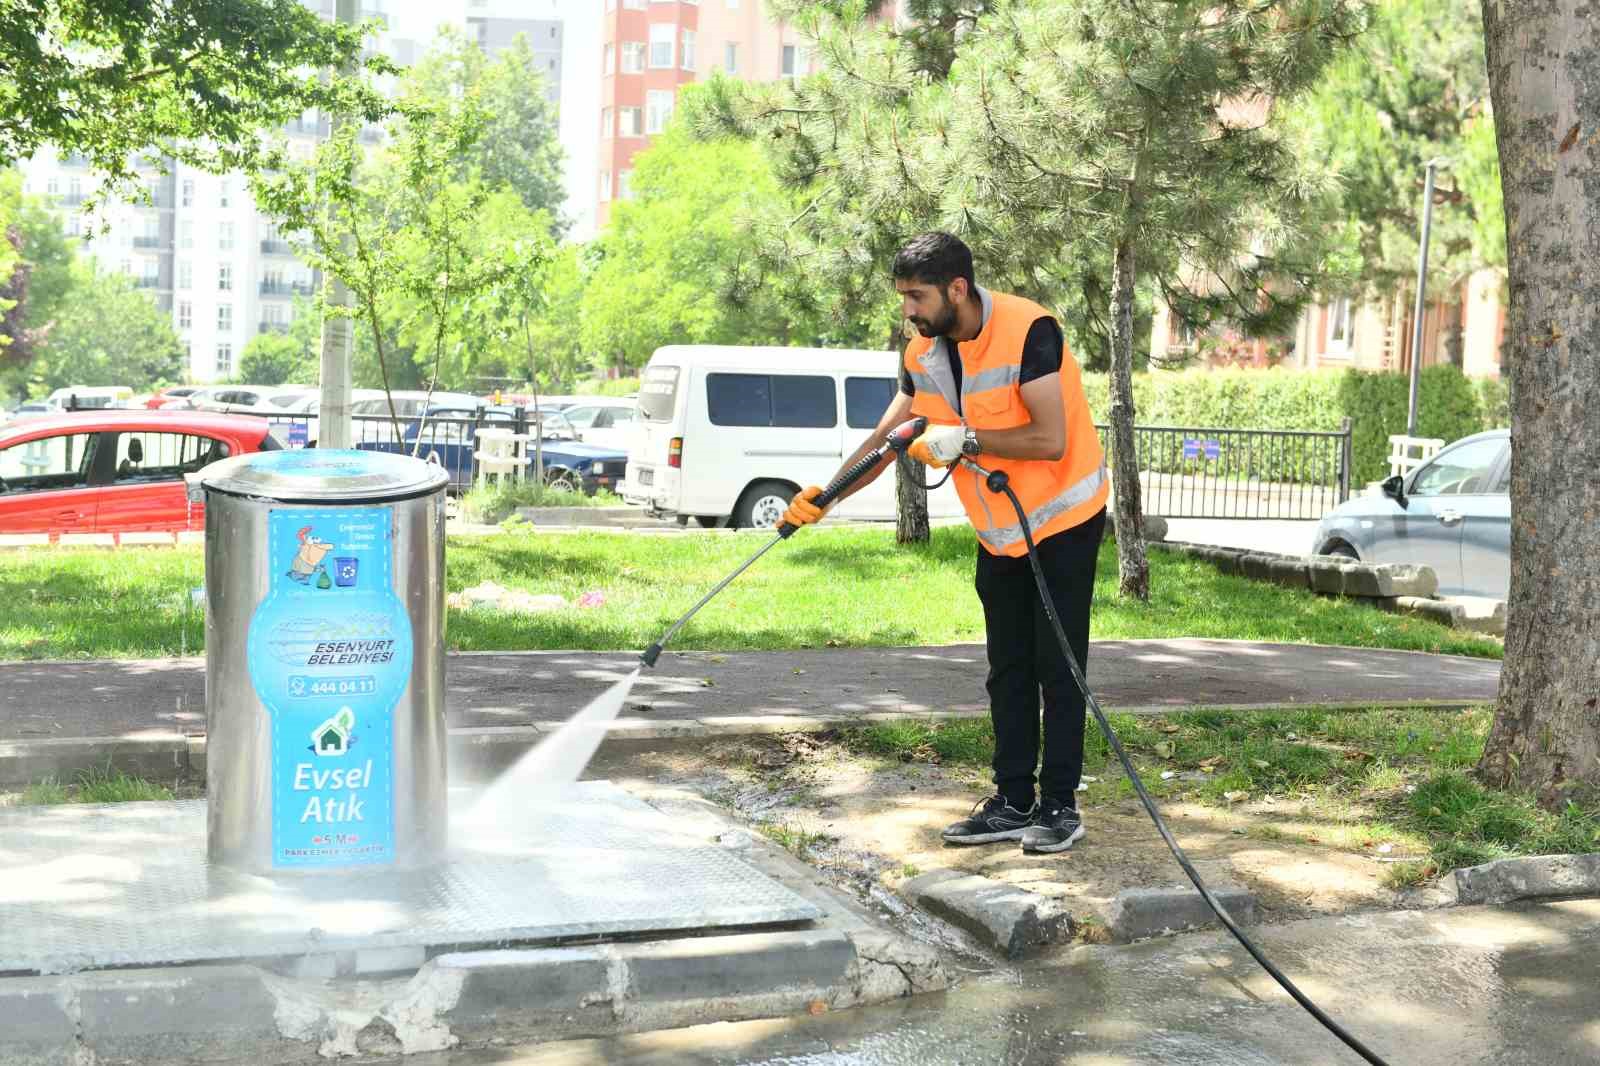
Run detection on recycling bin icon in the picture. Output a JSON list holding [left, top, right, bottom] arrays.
[[334, 557, 359, 587]]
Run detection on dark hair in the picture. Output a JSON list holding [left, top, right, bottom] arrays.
[[892, 232, 975, 291]]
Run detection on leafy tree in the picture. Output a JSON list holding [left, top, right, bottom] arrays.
[[235, 302, 321, 386], [25, 263, 183, 391], [401, 27, 567, 233], [700, 0, 1362, 598], [522, 243, 598, 392], [581, 107, 858, 374], [0, 0, 391, 203], [1475, 2, 1600, 806], [1292, 0, 1504, 301]]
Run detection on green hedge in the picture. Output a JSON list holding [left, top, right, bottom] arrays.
[[1081, 366, 1507, 485]]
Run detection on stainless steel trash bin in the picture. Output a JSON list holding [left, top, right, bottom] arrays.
[[197, 449, 450, 873]]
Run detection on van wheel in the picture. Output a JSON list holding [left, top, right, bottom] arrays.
[[733, 480, 797, 529], [1322, 541, 1359, 560]]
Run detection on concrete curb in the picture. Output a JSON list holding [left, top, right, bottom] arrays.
[[0, 701, 1492, 790], [0, 928, 945, 1064], [901, 870, 1074, 958], [1106, 885, 1259, 943], [1447, 852, 1600, 906], [1150, 539, 1506, 635]]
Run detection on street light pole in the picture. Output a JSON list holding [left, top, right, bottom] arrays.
[[1407, 158, 1448, 437]]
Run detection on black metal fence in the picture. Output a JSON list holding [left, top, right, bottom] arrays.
[[239, 409, 536, 495], [1094, 420, 1352, 520]]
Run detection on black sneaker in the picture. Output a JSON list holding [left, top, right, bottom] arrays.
[[1021, 798, 1085, 853], [941, 795, 1036, 845]]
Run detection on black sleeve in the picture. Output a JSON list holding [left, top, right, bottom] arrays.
[[899, 359, 914, 396], [1019, 317, 1064, 385]]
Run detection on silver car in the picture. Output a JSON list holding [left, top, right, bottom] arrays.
[[1312, 429, 1510, 599]]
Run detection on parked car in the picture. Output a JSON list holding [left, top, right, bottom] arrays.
[[263, 389, 485, 448], [355, 405, 626, 495], [144, 386, 200, 409], [1312, 429, 1510, 599], [621, 346, 967, 527], [1, 402, 51, 426], [0, 411, 281, 535], [45, 386, 134, 412], [558, 399, 640, 451], [185, 385, 315, 414]]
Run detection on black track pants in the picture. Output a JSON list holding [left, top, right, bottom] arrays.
[[974, 508, 1106, 810]]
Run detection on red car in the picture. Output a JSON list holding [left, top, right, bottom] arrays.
[[0, 411, 281, 536]]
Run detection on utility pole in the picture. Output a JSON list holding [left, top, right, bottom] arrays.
[[316, 0, 360, 450], [1406, 158, 1449, 437]]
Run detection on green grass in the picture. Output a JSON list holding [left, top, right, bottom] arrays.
[[0, 525, 1503, 661], [839, 705, 1600, 877], [12, 767, 173, 806], [756, 820, 832, 859]]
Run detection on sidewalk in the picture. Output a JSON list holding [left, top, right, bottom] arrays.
[[1, 639, 1497, 746]]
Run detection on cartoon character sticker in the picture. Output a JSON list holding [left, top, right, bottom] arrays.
[[288, 526, 334, 585]]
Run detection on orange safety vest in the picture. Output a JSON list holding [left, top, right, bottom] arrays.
[[904, 288, 1108, 557]]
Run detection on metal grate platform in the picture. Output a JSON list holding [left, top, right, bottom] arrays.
[[0, 782, 820, 975]]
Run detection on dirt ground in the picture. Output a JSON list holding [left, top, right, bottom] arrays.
[[590, 730, 1454, 941]]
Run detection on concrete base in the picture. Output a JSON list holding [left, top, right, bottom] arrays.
[[0, 783, 950, 1063], [0, 782, 820, 976]]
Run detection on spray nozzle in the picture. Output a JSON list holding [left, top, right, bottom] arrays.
[[884, 416, 929, 454], [640, 642, 663, 669]]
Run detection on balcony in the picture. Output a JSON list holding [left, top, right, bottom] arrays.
[[259, 280, 316, 297], [258, 321, 290, 335], [260, 239, 295, 256], [133, 236, 163, 249], [134, 277, 162, 289]]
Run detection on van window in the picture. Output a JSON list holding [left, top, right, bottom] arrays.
[[640, 365, 680, 421], [708, 373, 836, 428], [845, 377, 895, 429]]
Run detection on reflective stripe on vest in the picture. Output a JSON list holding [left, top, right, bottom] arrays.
[[973, 464, 1109, 552]]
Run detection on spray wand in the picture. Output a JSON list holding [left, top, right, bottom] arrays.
[[639, 416, 928, 669]]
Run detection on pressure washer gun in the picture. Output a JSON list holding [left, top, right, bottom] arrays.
[[640, 415, 928, 668]]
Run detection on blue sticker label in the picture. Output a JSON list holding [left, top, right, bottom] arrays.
[[246, 507, 412, 868]]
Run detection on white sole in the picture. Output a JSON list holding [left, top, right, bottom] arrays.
[[942, 827, 1028, 845], [1021, 824, 1086, 853]]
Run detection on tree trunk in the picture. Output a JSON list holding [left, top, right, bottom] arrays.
[[888, 326, 929, 544], [1476, 0, 1600, 807], [1108, 236, 1149, 600]]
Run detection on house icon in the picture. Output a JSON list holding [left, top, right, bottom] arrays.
[[311, 707, 356, 757]]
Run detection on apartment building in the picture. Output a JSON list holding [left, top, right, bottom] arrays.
[[467, 0, 565, 106], [597, 0, 817, 224]]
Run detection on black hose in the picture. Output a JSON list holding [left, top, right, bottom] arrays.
[[984, 471, 1392, 1066]]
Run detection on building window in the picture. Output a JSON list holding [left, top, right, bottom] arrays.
[[216, 343, 233, 376], [681, 29, 695, 70], [218, 222, 234, 252], [620, 107, 642, 137], [177, 260, 192, 290], [599, 171, 612, 202], [66, 214, 81, 237], [782, 44, 810, 78], [603, 42, 614, 75], [181, 179, 195, 207], [46, 177, 60, 198], [178, 220, 193, 250], [646, 89, 674, 134], [218, 263, 232, 292], [649, 23, 674, 68], [120, 258, 132, 276], [177, 301, 192, 331], [218, 180, 231, 208], [263, 302, 285, 326], [1328, 297, 1355, 349], [68, 177, 82, 201], [624, 0, 645, 8], [724, 41, 738, 73], [218, 303, 232, 331], [621, 41, 645, 73], [601, 107, 613, 137], [618, 170, 633, 200]]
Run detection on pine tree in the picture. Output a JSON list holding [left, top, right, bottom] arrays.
[[698, 0, 1363, 597]]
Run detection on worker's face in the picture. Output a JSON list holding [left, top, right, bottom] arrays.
[[896, 277, 965, 338]]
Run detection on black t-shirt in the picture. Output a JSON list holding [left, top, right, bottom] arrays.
[[898, 316, 1064, 413]]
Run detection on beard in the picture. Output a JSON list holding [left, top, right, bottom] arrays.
[[908, 291, 959, 337]]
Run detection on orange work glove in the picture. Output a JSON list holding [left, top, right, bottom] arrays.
[[906, 425, 967, 468], [777, 485, 825, 529]]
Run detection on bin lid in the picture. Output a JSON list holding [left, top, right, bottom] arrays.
[[197, 449, 450, 503]]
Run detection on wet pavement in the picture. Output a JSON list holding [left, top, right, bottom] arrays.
[[0, 640, 1499, 742], [403, 899, 1600, 1065]]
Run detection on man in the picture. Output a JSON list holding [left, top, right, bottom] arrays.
[[779, 232, 1108, 854]]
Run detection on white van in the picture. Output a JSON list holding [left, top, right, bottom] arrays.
[[621, 345, 966, 527], [46, 386, 134, 411]]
